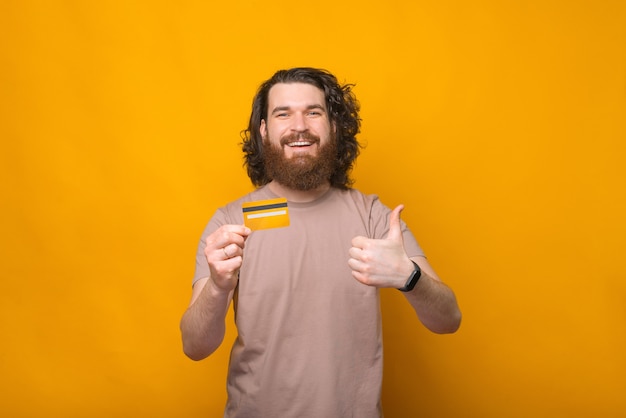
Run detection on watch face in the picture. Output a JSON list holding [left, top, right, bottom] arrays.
[[399, 261, 421, 292]]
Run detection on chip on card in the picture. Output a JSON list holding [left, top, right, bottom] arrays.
[[242, 198, 290, 230]]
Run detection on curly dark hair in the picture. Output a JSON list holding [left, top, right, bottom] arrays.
[[241, 67, 362, 190]]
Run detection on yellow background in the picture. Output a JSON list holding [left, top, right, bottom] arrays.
[[1, 1, 625, 417]]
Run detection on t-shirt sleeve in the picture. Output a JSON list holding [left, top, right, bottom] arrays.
[[369, 197, 425, 258], [191, 191, 257, 286], [192, 208, 229, 286]]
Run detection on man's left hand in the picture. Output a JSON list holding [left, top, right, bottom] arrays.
[[348, 205, 415, 289]]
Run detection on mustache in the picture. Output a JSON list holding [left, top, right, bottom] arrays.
[[279, 132, 321, 146]]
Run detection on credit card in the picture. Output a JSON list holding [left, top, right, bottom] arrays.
[[242, 197, 290, 230]]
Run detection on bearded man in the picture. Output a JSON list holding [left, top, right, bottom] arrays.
[[180, 67, 461, 418]]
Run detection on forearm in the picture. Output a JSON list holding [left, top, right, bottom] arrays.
[[403, 271, 461, 334], [180, 278, 232, 361]]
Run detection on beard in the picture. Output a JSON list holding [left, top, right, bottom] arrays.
[[263, 131, 338, 191]]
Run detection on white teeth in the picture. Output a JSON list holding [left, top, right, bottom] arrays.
[[287, 141, 312, 147]]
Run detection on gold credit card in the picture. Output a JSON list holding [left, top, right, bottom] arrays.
[[242, 197, 290, 230]]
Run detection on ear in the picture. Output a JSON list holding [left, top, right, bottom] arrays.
[[260, 119, 268, 140]]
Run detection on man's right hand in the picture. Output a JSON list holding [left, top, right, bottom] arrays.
[[204, 224, 252, 291]]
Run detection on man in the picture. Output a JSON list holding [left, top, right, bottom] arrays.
[[180, 67, 461, 417]]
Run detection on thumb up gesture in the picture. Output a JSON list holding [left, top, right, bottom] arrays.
[[348, 205, 416, 289]]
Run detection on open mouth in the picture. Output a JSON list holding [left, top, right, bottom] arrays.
[[281, 133, 320, 148], [286, 141, 314, 147]]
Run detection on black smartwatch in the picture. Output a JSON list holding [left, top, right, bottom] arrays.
[[398, 261, 421, 292]]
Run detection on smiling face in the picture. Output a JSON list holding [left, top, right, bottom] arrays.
[[260, 82, 334, 160], [259, 82, 338, 191]]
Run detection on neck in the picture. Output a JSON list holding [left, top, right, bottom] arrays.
[[268, 181, 331, 203]]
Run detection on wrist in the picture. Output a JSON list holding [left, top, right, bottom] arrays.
[[208, 277, 236, 297], [398, 260, 421, 292]]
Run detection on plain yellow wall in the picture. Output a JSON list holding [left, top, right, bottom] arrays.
[[1, 1, 625, 417]]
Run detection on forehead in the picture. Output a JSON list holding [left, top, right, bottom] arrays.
[[267, 82, 326, 109]]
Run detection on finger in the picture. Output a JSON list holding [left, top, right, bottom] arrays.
[[348, 246, 364, 261], [223, 243, 243, 259], [209, 225, 252, 250], [237, 224, 252, 237], [351, 235, 368, 249], [347, 257, 361, 272], [386, 204, 405, 242], [223, 224, 252, 243]]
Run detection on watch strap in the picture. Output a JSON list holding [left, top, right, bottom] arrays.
[[398, 260, 421, 292]]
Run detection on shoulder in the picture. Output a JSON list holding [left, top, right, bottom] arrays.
[[331, 187, 381, 209], [212, 186, 273, 224]]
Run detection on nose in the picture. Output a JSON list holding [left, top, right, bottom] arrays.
[[290, 112, 308, 133]]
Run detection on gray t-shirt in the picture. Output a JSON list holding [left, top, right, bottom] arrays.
[[194, 186, 424, 418]]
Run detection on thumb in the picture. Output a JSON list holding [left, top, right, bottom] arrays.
[[386, 204, 405, 242]]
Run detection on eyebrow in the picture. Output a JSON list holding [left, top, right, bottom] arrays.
[[270, 104, 326, 115]]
